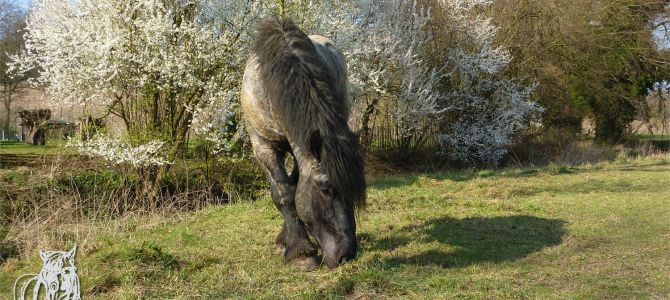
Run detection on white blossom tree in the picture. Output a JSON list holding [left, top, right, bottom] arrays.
[[284, 0, 445, 159], [346, 0, 444, 158], [12, 0, 263, 193], [435, 0, 542, 165], [14, 0, 257, 163], [297, 0, 541, 163], [15, 0, 542, 170], [312, 0, 541, 163]]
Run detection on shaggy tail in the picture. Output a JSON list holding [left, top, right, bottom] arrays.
[[252, 17, 365, 207], [14, 274, 37, 300]]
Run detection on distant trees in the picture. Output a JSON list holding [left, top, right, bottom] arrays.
[[0, 0, 28, 134], [491, 0, 670, 143], [647, 81, 669, 135], [18, 108, 50, 145], [567, 0, 668, 143]]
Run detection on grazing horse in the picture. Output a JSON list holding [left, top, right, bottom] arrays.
[[241, 17, 366, 270]]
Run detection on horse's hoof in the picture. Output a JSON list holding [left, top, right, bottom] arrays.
[[291, 256, 319, 272], [275, 244, 286, 255]]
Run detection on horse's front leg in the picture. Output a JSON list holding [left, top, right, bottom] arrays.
[[251, 136, 318, 270], [274, 157, 301, 253]]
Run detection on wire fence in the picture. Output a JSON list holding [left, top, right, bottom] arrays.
[[362, 123, 442, 155]]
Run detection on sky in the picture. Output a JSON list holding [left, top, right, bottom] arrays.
[[6, 0, 31, 10], [653, 12, 670, 50], [654, 30, 669, 50]]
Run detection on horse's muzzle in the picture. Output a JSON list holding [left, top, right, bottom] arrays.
[[323, 238, 357, 269]]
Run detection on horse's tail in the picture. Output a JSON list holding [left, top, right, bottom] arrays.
[[252, 17, 365, 207], [13, 274, 37, 300]]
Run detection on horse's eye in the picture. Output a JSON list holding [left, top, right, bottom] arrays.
[[321, 187, 335, 198]]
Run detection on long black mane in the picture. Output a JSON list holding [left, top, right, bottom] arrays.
[[252, 17, 365, 208]]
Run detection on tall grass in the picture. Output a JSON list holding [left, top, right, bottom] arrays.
[[0, 149, 268, 260]]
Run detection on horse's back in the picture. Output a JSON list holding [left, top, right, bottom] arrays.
[[241, 35, 350, 143]]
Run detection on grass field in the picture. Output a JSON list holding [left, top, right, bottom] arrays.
[[631, 133, 670, 141], [0, 140, 72, 155], [1, 154, 669, 299]]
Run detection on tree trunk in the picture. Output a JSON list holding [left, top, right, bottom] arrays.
[[26, 125, 46, 145], [594, 113, 626, 144], [360, 95, 379, 149], [2, 83, 11, 133], [18, 109, 51, 145], [590, 95, 635, 144]]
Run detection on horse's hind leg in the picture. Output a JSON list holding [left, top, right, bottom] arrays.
[[249, 134, 318, 270]]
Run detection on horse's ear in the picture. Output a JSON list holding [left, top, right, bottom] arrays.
[[67, 245, 76, 259], [309, 130, 323, 162], [39, 251, 49, 262]]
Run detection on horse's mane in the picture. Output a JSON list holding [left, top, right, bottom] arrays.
[[252, 17, 365, 208]]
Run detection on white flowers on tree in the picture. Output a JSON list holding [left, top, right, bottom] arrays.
[[282, 0, 444, 158], [14, 0, 253, 166], [186, 0, 264, 152], [436, 0, 542, 165], [16, 0, 541, 166], [66, 136, 171, 168], [299, 0, 540, 163], [347, 1, 444, 147]]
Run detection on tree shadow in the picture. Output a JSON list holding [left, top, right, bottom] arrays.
[[359, 215, 565, 269], [0, 153, 55, 169], [525, 175, 663, 196], [368, 169, 542, 191], [618, 160, 669, 172], [367, 175, 421, 190]]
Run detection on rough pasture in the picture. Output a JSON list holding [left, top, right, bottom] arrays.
[[1, 154, 668, 298]]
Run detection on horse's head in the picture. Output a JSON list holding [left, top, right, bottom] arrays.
[[38, 246, 76, 299], [295, 131, 361, 269]]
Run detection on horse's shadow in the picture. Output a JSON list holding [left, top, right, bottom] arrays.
[[359, 215, 566, 269]]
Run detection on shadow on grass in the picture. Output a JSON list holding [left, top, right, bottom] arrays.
[[368, 168, 548, 191], [369, 160, 668, 193], [524, 167, 667, 196], [311, 216, 565, 297], [617, 160, 669, 172], [360, 215, 565, 268], [0, 154, 44, 169]]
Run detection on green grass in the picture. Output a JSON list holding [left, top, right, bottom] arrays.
[[0, 140, 73, 155], [1, 155, 669, 299], [631, 133, 670, 141]]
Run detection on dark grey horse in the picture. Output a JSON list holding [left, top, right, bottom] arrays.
[[241, 17, 365, 270]]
